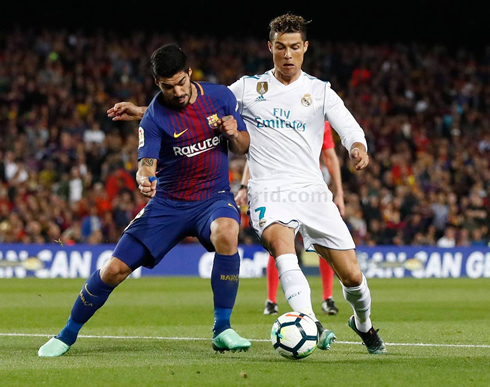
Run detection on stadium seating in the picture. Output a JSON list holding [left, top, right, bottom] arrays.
[[0, 29, 488, 246]]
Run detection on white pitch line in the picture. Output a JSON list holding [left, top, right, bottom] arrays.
[[1, 333, 490, 349]]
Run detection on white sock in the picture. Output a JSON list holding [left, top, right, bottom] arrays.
[[275, 254, 315, 318], [342, 274, 372, 332]]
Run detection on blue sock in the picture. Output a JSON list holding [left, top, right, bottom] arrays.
[[211, 252, 240, 336], [57, 317, 83, 346], [213, 308, 233, 336], [56, 269, 116, 345]]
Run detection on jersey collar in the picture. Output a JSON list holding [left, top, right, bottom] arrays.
[[193, 81, 204, 96], [268, 69, 305, 88]]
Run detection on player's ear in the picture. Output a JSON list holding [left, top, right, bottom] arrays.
[[268, 41, 273, 53], [303, 41, 309, 53], [188, 67, 193, 78]]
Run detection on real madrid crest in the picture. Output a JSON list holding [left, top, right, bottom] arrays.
[[301, 94, 312, 107], [257, 82, 268, 95]]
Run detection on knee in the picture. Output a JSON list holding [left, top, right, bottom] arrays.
[[262, 225, 296, 257], [100, 257, 132, 286], [267, 239, 293, 257], [341, 270, 363, 288], [210, 219, 239, 255]]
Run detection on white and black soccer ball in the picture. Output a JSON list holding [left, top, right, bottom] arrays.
[[270, 312, 318, 360]]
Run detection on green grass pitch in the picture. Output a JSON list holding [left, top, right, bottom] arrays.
[[1, 276, 489, 386]]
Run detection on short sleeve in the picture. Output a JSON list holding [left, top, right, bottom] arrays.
[[137, 114, 162, 160]]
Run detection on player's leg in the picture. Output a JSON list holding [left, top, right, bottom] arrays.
[[38, 233, 147, 357], [261, 224, 336, 351], [262, 224, 313, 313], [248, 188, 313, 314], [319, 257, 339, 315], [195, 193, 252, 353], [314, 246, 386, 354], [296, 185, 385, 353], [209, 217, 240, 335], [314, 247, 369, 326], [264, 254, 279, 315]]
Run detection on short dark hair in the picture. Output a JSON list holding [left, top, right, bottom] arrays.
[[268, 13, 311, 42], [150, 44, 189, 79]]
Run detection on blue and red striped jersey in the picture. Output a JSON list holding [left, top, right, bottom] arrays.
[[138, 81, 247, 201]]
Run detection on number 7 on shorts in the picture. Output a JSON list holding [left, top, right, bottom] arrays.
[[255, 206, 266, 220]]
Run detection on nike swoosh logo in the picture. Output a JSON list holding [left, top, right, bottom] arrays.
[[84, 284, 97, 297], [173, 129, 188, 138]]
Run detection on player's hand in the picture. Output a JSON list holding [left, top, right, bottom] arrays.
[[349, 146, 369, 170], [107, 102, 144, 121], [234, 187, 248, 207], [138, 177, 157, 198], [216, 115, 239, 139]]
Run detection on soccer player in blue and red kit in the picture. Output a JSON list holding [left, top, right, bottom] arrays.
[[38, 44, 251, 357]]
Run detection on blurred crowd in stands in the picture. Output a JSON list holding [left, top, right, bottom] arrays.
[[0, 27, 489, 247]]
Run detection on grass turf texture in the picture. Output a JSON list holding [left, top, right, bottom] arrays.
[[1, 277, 489, 386]]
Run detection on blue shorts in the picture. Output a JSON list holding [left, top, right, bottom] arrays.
[[112, 191, 240, 269]]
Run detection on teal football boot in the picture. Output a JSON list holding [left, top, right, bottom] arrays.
[[315, 321, 336, 350], [212, 328, 251, 353], [38, 337, 71, 357]]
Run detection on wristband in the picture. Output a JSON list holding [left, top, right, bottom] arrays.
[[239, 184, 247, 190]]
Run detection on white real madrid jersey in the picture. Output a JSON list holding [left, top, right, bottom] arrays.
[[229, 70, 367, 191]]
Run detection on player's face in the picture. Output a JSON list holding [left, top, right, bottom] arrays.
[[155, 69, 193, 108], [268, 32, 308, 82]]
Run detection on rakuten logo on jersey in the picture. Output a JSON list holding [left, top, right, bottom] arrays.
[[173, 135, 221, 157]]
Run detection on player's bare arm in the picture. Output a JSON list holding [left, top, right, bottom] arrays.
[[136, 158, 158, 197], [217, 115, 250, 155], [349, 142, 369, 170], [107, 102, 147, 121]]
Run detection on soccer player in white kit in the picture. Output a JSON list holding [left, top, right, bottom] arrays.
[[229, 13, 386, 354]]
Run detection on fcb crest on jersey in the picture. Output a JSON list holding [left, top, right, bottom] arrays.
[[207, 114, 219, 129], [257, 82, 268, 95], [301, 94, 312, 107]]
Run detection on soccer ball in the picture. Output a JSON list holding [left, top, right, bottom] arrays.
[[270, 311, 318, 360]]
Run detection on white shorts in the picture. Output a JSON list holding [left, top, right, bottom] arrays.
[[248, 183, 355, 251]]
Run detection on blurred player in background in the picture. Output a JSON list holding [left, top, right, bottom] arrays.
[[229, 13, 386, 354], [235, 122, 343, 316], [38, 44, 251, 357]]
